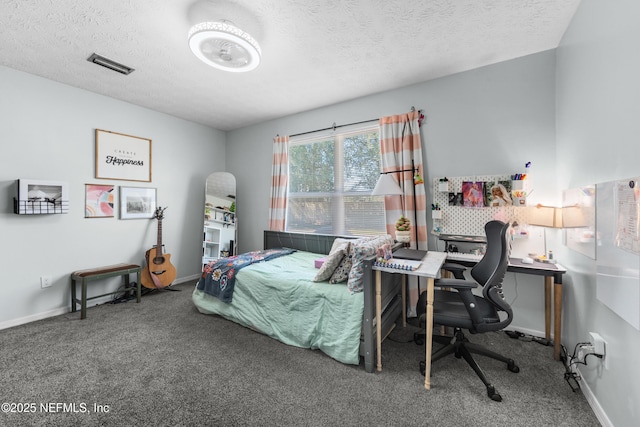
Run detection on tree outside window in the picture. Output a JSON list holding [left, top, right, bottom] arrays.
[[287, 126, 385, 236]]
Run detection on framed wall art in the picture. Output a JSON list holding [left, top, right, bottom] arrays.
[[85, 184, 115, 218], [119, 186, 157, 219], [95, 129, 152, 182]]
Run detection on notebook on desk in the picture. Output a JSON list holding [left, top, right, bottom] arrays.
[[393, 248, 427, 261], [374, 258, 422, 271]]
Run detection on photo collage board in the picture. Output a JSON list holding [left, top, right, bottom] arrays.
[[431, 175, 528, 237]]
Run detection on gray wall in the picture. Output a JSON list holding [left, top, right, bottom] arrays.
[[0, 65, 225, 327], [556, 1, 640, 426], [228, 50, 558, 250]]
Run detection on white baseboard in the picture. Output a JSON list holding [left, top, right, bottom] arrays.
[[576, 367, 613, 427], [0, 274, 200, 331], [0, 307, 69, 331], [174, 274, 200, 285], [505, 327, 610, 425]]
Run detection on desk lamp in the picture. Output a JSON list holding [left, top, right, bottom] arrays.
[[527, 205, 562, 259], [372, 163, 418, 248]]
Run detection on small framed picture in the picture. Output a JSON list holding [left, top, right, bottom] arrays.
[[85, 184, 115, 218], [462, 181, 485, 207], [119, 186, 156, 219], [485, 181, 513, 207]]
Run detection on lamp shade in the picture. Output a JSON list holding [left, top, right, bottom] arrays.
[[527, 205, 563, 228], [371, 174, 403, 196], [561, 205, 587, 228]]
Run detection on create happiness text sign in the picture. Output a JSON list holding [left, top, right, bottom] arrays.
[[95, 129, 152, 182]]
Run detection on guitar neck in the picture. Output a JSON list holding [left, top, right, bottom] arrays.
[[156, 219, 163, 257]]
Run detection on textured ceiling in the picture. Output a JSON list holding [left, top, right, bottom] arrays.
[[0, 0, 580, 131]]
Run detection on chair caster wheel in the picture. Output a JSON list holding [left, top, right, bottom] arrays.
[[414, 332, 424, 346], [419, 360, 425, 376], [507, 360, 520, 373], [487, 385, 502, 402]]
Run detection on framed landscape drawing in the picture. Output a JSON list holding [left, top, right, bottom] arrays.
[[95, 129, 152, 182], [119, 186, 156, 219]]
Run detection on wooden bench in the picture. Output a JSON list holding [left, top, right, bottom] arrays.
[[70, 263, 142, 319]]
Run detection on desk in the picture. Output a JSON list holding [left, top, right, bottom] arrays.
[[447, 253, 567, 360], [373, 251, 447, 390]]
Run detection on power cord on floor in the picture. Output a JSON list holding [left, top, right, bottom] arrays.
[[560, 341, 603, 392], [111, 282, 139, 304], [504, 330, 553, 346], [385, 335, 415, 344]]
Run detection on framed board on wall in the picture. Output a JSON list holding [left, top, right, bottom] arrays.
[[95, 129, 152, 182], [596, 177, 640, 330]]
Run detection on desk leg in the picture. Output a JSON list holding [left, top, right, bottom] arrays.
[[376, 270, 382, 372], [544, 277, 552, 341], [401, 274, 407, 328], [424, 277, 434, 390], [554, 280, 562, 361]]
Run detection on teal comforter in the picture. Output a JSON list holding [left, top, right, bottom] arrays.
[[192, 250, 364, 365]]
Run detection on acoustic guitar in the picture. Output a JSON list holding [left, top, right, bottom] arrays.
[[141, 207, 177, 289]]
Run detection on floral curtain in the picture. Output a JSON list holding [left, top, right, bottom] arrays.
[[268, 135, 289, 231]]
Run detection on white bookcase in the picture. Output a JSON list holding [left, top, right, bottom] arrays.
[[202, 225, 222, 265], [202, 216, 236, 266]]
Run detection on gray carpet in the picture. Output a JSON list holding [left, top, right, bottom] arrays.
[[0, 281, 600, 427]]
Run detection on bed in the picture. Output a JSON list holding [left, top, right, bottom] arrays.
[[192, 230, 403, 372]]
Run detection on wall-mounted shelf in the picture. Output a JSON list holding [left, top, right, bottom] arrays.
[[14, 179, 69, 215], [14, 199, 69, 214], [205, 207, 235, 223]]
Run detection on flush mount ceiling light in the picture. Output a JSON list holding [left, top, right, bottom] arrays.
[[188, 20, 261, 72]]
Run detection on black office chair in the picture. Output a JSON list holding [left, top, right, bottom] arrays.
[[417, 220, 519, 401], [440, 262, 466, 279]]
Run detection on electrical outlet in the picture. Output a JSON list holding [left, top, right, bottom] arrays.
[[577, 344, 593, 363], [589, 332, 606, 356], [40, 275, 53, 288]]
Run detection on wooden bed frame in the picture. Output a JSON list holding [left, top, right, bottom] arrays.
[[264, 230, 402, 373]]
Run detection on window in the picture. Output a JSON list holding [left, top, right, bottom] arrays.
[[286, 124, 385, 236]]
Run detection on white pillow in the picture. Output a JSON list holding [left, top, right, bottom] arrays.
[[313, 241, 349, 282], [329, 238, 353, 254]]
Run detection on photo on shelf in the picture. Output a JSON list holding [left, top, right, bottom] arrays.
[[485, 181, 513, 207], [15, 179, 69, 214], [462, 181, 485, 207]]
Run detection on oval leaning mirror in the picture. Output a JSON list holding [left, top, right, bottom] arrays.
[[202, 172, 236, 268]]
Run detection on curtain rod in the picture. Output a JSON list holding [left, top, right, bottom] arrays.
[[286, 106, 419, 138], [289, 118, 378, 138]]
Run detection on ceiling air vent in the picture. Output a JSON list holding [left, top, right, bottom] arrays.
[[87, 53, 135, 75]]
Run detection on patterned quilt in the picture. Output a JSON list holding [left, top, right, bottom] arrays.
[[197, 248, 295, 302]]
